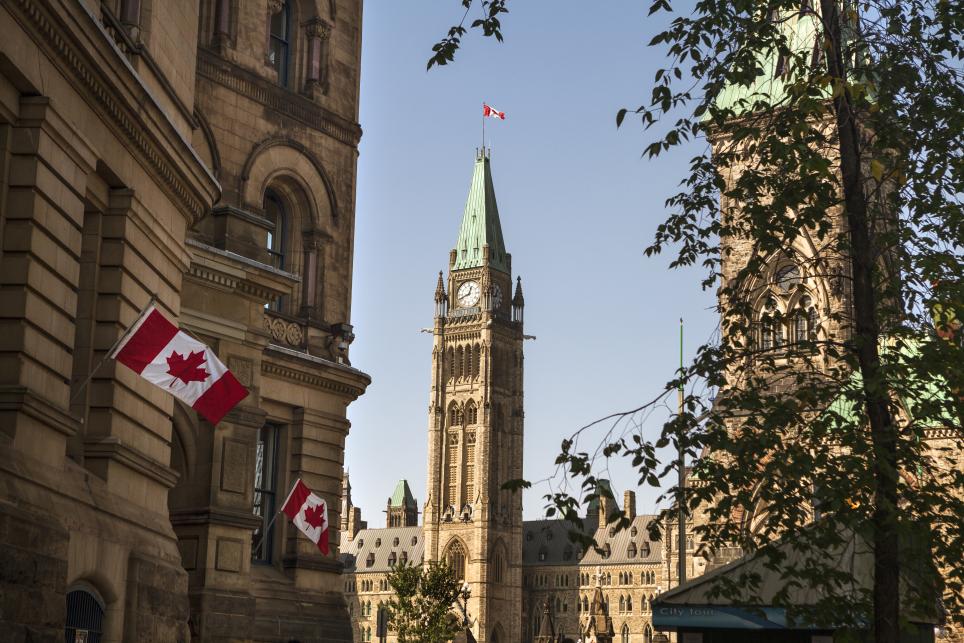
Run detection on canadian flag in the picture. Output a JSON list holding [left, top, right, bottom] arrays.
[[281, 479, 329, 555], [111, 305, 249, 425], [483, 103, 505, 120]]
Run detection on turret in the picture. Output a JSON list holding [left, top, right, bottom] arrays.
[[434, 271, 448, 319], [512, 276, 525, 324]]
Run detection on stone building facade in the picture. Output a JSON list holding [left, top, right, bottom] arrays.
[[0, 1, 368, 641]]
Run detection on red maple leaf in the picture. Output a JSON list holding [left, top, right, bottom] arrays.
[[304, 503, 326, 529], [166, 350, 209, 385]]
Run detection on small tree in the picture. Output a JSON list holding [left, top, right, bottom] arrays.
[[386, 560, 467, 643]]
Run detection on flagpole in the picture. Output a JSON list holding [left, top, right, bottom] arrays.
[[252, 510, 282, 558], [482, 102, 486, 151], [677, 316, 686, 586], [69, 294, 157, 406]]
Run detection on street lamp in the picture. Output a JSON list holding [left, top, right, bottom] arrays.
[[455, 581, 472, 628]]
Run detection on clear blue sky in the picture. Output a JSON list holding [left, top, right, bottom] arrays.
[[346, 0, 714, 523]]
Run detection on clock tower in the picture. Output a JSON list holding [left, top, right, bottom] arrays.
[[423, 149, 525, 643]]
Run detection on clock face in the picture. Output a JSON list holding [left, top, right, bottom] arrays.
[[491, 284, 504, 310], [457, 281, 481, 307]]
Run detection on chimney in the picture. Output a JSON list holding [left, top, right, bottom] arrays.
[[623, 490, 637, 520]]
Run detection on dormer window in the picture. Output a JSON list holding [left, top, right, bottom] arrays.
[[393, 537, 400, 547], [388, 552, 397, 567], [365, 553, 375, 568], [375, 538, 381, 548]]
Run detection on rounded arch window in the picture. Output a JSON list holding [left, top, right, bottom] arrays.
[[65, 584, 105, 643]]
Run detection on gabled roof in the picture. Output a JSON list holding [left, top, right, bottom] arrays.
[[389, 479, 417, 508], [453, 150, 510, 274]]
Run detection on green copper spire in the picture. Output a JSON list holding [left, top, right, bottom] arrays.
[[453, 149, 510, 274]]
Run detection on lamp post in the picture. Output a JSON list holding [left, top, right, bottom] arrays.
[[455, 581, 472, 628]]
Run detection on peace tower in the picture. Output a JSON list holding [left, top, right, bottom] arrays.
[[422, 148, 526, 643]]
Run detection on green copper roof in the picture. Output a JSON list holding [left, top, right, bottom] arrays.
[[453, 151, 510, 274], [389, 479, 417, 508], [714, 10, 824, 118]]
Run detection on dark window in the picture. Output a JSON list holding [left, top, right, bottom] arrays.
[[445, 540, 467, 581], [264, 190, 287, 270], [268, 1, 291, 87], [253, 423, 280, 563], [65, 587, 105, 643]]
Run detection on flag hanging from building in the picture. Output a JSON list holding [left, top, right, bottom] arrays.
[[281, 479, 330, 555], [110, 305, 249, 425], [483, 103, 506, 120]]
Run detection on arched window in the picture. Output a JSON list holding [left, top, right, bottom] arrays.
[[444, 540, 467, 581], [775, 264, 801, 292], [627, 595, 633, 611], [794, 295, 818, 344], [619, 596, 625, 612], [264, 189, 287, 271], [645, 624, 653, 643], [472, 344, 481, 379], [622, 623, 631, 643], [65, 585, 105, 643], [466, 402, 478, 425], [448, 347, 456, 380], [268, 1, 291, 87], [582, 596, 589, 612], [492, 547, 505, 582], [456, 346, 464, 379]]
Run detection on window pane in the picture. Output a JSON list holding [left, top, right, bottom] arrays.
[[253, 424, 279, 563]]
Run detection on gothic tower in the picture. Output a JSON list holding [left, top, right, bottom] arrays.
[[423, 149, 525, 643]]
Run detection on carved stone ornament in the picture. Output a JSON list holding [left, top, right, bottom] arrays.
[[305, 19, 332, 41], [263, 313, 304, 347], [268, 0, 284, 15]]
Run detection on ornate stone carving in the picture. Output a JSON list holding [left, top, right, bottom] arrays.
[[305, 18, 332, 41], [267, 0, 284, 15], [263, 312, 305, 347]]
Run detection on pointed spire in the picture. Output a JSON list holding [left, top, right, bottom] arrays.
[[537, 599, 556, 638], [512, 276, 524, 306], [434, 271, 446, 302], [453, 150, 509, 274]]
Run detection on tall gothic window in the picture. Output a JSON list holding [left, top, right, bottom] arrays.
[[444, 540, 467, 581], [253, 423, 280, 563], [466, 402, 478, 425], [446, 431, 459, 507], [268, 1, 291, 87], [622, 623, 631, 642], [465, 432, 476, 501]]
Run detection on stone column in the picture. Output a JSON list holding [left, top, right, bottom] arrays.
[[303, 18, 332, 98], [212, 0, 232, 52], [0, 96, 91, 465], [301, 230, 321, 318]]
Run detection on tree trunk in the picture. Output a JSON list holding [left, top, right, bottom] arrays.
[[818, 2, 900, 642]]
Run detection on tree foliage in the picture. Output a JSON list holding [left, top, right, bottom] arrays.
[[386, 560, 467, 643], [431, 1, 963, 641]]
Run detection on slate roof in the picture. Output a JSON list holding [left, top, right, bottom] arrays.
[[340, 526, 424, 573], [453, 150, 510, 274], [521, 515, 663, 567]]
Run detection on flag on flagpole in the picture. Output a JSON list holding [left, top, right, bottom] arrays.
[[111, 305, 249, 425], [483, 103, 506, 120], [281, 479, 330, 555]]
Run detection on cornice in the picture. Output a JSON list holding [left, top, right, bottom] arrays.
[[83, 436, 180, 489], [8, 0, 220, 224], [262, 346, 371, 399], [196, 49, 362, 148], [170, 506, 263, 530], [185, 238, 299, 303]]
